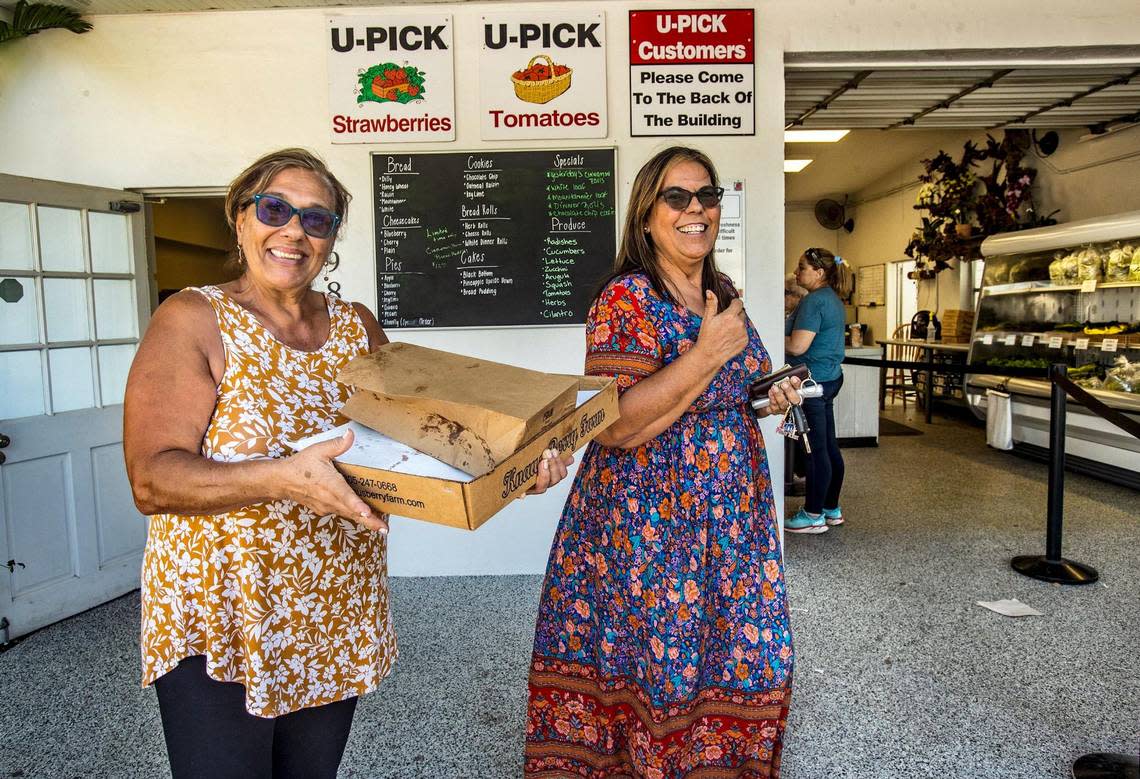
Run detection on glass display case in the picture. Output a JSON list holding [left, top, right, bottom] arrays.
[[967, 209, 1140, 488]]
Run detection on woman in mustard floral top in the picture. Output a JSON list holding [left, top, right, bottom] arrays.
[[124, 149, 569, 778], [525, 147, 801, 778]]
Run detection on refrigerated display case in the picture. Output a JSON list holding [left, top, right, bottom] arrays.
[[967, 209, 1140, 488]]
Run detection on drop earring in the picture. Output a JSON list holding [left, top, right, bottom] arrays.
[[324, 251, 340, 283]]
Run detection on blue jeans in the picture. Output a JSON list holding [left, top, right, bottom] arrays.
[[802, 375, 844, 514]]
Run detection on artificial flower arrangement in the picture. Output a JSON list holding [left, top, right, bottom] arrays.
[[905, 131, 1058, 277]]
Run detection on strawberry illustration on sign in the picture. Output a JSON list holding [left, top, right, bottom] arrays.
[[357, 63, 426, 104]]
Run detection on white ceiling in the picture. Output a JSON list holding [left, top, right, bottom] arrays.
[[786, 48, 1140, 131], [784, 129, 969, 205], [783, 48, 1140, 204]]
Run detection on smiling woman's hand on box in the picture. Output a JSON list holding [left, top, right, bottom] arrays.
[[278, 429, 389, 533], [525, 448, 575, 496]]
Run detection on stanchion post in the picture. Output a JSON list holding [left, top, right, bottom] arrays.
[[1046, 362, 1067, 562], [1011, 363, 1098, 585]]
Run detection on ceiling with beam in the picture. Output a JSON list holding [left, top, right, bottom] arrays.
[[786, 49, 1140, 132]]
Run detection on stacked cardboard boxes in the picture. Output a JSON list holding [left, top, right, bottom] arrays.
[[941, 309, 975, 343]]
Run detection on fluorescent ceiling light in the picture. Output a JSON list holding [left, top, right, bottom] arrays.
[[785, 129, 850, 143], [784, 159, 813, 173]]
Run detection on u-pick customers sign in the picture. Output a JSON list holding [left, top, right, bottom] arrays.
[[629, 9, 754, 136], [479, 13, 607, 140], [327, 15, 456, 143]]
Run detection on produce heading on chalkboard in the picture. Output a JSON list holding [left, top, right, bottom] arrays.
[[357, 63, 426, 104]]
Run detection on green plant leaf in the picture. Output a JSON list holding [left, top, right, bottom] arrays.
[[0, 0, 92, 43]]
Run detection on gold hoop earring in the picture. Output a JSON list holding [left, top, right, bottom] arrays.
[[237, 245, 246, 267]]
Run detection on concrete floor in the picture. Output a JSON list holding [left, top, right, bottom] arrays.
[[1, 406, 1137, 778]]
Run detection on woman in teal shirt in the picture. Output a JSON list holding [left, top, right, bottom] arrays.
[[785, 248, 847, 533]]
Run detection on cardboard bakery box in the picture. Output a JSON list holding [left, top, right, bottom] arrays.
[[291, 377, 618, 531], [337, 342, 580, 477]]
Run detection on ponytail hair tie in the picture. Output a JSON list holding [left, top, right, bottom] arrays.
[[835, 256, 845, 265]]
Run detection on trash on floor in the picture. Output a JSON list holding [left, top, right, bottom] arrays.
[[975, 598, 1043, 617]]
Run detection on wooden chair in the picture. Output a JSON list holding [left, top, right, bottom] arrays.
[[885, 324, 920, 409]]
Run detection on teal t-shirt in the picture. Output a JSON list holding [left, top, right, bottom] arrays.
[[790, 286, 845, 381]]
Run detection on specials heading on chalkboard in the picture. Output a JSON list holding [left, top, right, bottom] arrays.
[[371, 149, 617, 329]]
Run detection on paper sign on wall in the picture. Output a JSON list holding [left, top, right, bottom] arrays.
[[713, 180, 745, 292], [480, 13, 607, 140], [628, 9, 755, 136], [327, 15, 456, 143]]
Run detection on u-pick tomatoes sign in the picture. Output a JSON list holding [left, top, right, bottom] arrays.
[[327, 15, 456, 143], [480, 13, 607, 140], [629, 9, 755, 136]]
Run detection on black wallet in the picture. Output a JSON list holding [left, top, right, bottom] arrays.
[[749, 363, 809, 400]]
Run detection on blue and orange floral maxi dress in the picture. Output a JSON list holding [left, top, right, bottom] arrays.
[[526, 273, 794, 779]]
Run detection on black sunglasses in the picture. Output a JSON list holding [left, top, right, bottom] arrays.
[[804, 247, 823, 263], [658, 186, 724, 211], [248, 194, 341, 239]]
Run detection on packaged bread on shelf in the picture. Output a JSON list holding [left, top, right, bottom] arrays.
[[1105, 244, 1132, 281], [1076, 246, 1104, 282]]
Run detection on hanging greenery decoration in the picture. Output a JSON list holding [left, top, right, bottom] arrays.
[[0, 0, 93, 45], [905, 131, 1059, 277]]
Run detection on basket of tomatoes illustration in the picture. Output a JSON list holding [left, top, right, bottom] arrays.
[[510, 54, 572, 104]]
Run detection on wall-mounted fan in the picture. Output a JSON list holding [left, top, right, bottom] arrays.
[[814, 198, 855, 233]]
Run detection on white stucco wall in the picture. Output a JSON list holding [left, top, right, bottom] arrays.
[[3, 0, 1139, 575]]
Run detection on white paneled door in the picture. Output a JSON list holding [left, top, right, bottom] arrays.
[[0, 174, 150, 641]]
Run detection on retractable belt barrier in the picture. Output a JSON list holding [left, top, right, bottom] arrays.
[[842, 355, 1048, 378], [841, 355, 1140, 438]]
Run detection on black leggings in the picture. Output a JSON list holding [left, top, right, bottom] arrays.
[[801, 374, 845, 514], [154, 655, 357, 779]]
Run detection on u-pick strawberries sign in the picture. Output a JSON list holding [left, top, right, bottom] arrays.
[[629, 9, 755, 136], [327, 14, 456, 143]]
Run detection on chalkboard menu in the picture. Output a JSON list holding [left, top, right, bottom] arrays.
[[372, 149, 617, 328]]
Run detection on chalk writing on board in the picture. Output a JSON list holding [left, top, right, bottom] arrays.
[[372, 149, 617, 328]]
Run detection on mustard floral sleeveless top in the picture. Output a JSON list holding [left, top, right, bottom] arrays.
[[140, 286, 397, 717]]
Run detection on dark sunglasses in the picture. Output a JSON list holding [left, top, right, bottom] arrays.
[[658, 186, 724, 211], [248, 194, 341, 239], [805, 247, 823, 263]]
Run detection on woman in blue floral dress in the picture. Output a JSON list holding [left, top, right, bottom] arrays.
[[526, 147, 800, 778]]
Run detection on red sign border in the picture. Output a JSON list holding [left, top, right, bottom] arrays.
[[629, 8, 755, 66], [628, 9, 756, 138]]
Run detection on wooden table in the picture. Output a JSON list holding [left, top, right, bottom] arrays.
[[878, 339, 971, 424]]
